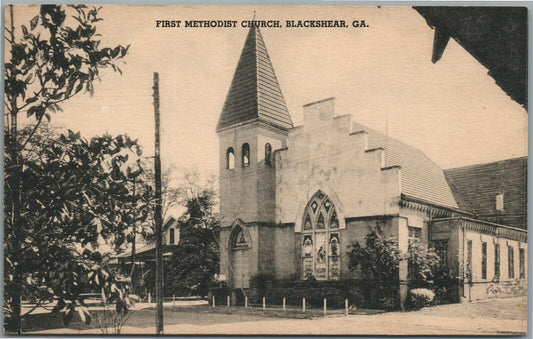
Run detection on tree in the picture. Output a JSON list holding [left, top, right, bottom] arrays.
[[144, 171, 220, 297], [347, 227, 403, 310], [4, 4, 129, 332], [4, 126, 148, 331], [126, 163, 179, 282]]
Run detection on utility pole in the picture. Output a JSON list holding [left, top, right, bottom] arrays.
[[153, 72, 164, 334], [8, 4, 23, 334]]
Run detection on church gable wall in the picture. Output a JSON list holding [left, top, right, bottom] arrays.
[[275, 98, 401, 225]]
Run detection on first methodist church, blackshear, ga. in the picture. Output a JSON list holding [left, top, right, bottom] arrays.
[[215, 24, 527, 308]]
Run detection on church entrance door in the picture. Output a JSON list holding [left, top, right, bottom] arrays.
[[231, 248, 249, 288]]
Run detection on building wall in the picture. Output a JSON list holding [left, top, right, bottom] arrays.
[[463, 229, 527, 301], [432, 218, 527, 302], [273, 225, 298, 279]]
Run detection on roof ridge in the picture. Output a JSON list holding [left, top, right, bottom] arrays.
[[443, 156, 528, 172]]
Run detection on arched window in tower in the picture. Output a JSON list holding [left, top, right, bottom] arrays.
[[301, 191, 341, 280], [226, 147, 235, 169], [233, 227, 248, 248], [242, 143, 250, 167], [265, 143, 272, 166]]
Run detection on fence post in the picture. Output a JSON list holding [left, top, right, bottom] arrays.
[[245, 296, 248, 308], [283, 297, 286, 311], [173, 295, 175, 309], [212, 295, 215, 308], [345, 299, 348, 316], [262, 297, 266, 310], [227, 295, 230, 308], [148, 293, 151, 304], [302, 298, 306, 313], [323, 298, 327, 316]]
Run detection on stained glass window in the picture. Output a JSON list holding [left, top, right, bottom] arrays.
[[303, 213, 312, 230], [330, 210, 339, 229], [301, 190, 341, 280], [317, 212, 325, 229]]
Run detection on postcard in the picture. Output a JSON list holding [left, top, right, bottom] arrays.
[[4, 4, 527, 335]]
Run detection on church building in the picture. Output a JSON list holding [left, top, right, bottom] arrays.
[[216, 25, 527, 307]]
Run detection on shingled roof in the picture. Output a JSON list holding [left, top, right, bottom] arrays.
[[351, 122, 459, 210], [444, 157, 527, 229], [216, 25, 293, 132]]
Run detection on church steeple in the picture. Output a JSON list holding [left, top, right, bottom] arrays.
[[217, 25, 293, 132]]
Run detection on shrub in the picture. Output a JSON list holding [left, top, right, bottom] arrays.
[[409, 288, 435, 310], [408, 242, 441, 289], [347, 227, 402, 310], [249, 273, 276, 289]]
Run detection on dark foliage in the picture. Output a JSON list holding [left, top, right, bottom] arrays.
[[4, 127, 147, 330], [4, 4, 130, 332], [347, 229, 402, 310]]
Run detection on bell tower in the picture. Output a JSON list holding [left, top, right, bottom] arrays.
[[217, 24, 293, 287]]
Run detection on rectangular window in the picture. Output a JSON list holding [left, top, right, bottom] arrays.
[[508, 245, 514, 279], [519, 248, 525, 279], [481, 242, 487, 280], [466, 240, 472, 281], [408, 226, 421, 246], [169, 228, 175, 245], [494, 243, 500, 279]]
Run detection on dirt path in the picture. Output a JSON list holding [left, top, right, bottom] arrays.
[[27, 296, 527, 335]]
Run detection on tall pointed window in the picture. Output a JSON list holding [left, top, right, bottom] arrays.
[[301, 191, 340, 280], [242, 143, 250, 167], [226, 147, 235, 169]]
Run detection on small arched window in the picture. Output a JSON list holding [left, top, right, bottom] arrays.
[[242, 143, 250, 167], [226, 147, 235, 169], [265, 143, 272, 166]]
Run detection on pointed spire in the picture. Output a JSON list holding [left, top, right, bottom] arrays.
[[217, 24, 293, 132]]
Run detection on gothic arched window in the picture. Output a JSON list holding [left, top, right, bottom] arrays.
[[242, 143, 250, 167], [301, 191, 340, 280], [265, 143, 272, 166], [226, 147, 235, 169]]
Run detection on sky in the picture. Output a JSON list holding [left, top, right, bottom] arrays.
[[13, 5, 528, 181]]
